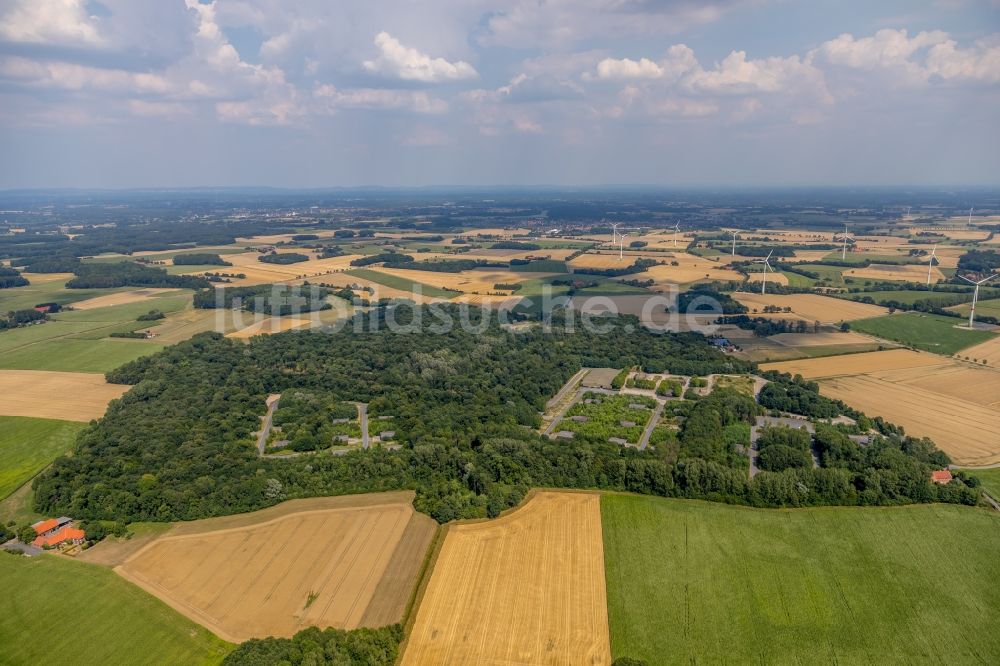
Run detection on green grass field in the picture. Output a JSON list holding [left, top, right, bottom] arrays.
[[0, 278, 131, 312], [800, 263, 851, 285], [602, 494, 1000, 665], [0, 417, 86, 501], [848, 312, 996, 355], [0, 294, 189, 372], [345, 268, 459, 299], [780, 271, 817, 287], [949, 297, 1000, 320], [962, 467, 1000, 500], [508, 259, 568, 273], [0, 555, 232, 665]]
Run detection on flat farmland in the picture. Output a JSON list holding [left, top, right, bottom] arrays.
[[401, 491, 611, 666], [769, 330, 876, 347], [117, 492, 436, 643], [70, 288, 181, 310], [844, 263, 945, 282], [0, 555, 232, 666], [0, 416, 86, 500], [374, 266, 557, 295], [602, 495, 1000, 665], [746, 271, 789, 286], [960, 335, 1000, 367], [198, 251, 364, 286], [763, 350, 1000, 464], [345, 268, 459, 299], [226, 316, 311, 339], [849, 312, 997, 355], [948, 297, 1000, 321], [616, 255, 736, 285], [734, 292, 888, 323], [570, 252, 648, 270], [761, 348, 947, 378], [0, 369, 129, 420]]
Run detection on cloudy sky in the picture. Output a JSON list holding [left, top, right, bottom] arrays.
[[0, 0, 998, 188]]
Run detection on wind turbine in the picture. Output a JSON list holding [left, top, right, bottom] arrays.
[[610, 222, 621, 258], [754, 250, 774, 295], [968, 207, 974, 225], [672, 221, 681, 248], [959, 273, 999, 328], [834, 223, 855, 260], [925, 247, 937, 286], [730, 230, 738, 256], [618, 227, 628, 260]]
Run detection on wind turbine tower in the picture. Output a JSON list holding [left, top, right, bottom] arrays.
[[731, 230, 738, 256], [610, 223, 621, 260], [673, 221, 681, 248], [754, 250, 774, 295], [925, 247, 937, 286], [960, 273, 999, 328], [968, 207, 974, 225], [835, 224, 855, 260]]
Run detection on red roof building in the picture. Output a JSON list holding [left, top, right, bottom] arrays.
[[31, 518, 60, 535], [931, 470, 953, 485], [32, 526, 86, 548]]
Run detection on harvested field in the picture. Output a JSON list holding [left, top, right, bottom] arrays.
[[789, 249, 834, 262], [462, 247, 578, 261], [763, 350, 1000, 464], [200, 252, 364, 286], [769, 331, 874, 347], [0, 370, 128, 421], [961, 335, 1000, 367], [337, 274, 441, 304], [746, 271, 789, 286], [70, 288, 181, 310], [117, 492, 436, 643], [844, 263, 945, 282], [226, 316, 311, 339], [374, 267, 556, 295], [615, 255, 736, 286], [569, 253, 648, 270], [820, 376, 999, 464], [761, 349, 947, 379], [733, 292, 888, 323], [401, 491, 611, 666]]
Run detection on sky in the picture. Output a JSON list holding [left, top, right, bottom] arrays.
[[0, 0, 998, 189]]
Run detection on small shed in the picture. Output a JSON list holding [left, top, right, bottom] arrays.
[[931, 470, 953, 485]]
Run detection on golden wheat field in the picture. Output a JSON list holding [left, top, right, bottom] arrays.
[[226, 316, 312, 339], [959, 336, 1000, 367], [761, 349, 945, 378], [844, 263, 946, 282], [613, 253, 736, 285], [749, 230, 835, 243], [768, 331, 875, 347], [733, 293, 888, 323], [746, 271, 790, 286], [187, 252, 364, 286], [763, 350, 1000, 465], [70, 288, 181, 310], [373, 267, 555, 294], [117, 493, 436, 643], [401, 491, 611, 666], [0, 370, 129, 421]]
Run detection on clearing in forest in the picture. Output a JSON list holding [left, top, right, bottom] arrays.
[[117, 492, 436, 643], [401, 491, 611, 666]]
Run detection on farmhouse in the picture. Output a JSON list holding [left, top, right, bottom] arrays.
[[931, 470, 953, 485], [31, 517, 85, 548]]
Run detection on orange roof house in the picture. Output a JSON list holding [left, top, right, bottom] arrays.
[[32, 526, 85, 548], [31, 518, 60, 535], [931, 470, 953, 485]]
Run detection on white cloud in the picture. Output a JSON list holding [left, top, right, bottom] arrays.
[[314, 83, 448, 114], [0, 56, 172, 94], [687, 52, 823, 96], [926, 39, 1000, 82], [0, 0, 102, 46], [596, 58, 664, 80], [362, 32, 477, 83]]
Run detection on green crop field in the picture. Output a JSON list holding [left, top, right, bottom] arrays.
[[0, 295, 189, 372], [0, 278, 131, 312], [0, 555, 231, 665], [962, 467, 1000, 500], [0, 416, 86, 501], [780, 271, 817, 287], [602, 494, 1000, 665], [800, 264, 851, 285], [848, 312, 996, 355], [508, 259, 568, 272], [345, 268, 459, 299], [949, 297, 1000, 320]]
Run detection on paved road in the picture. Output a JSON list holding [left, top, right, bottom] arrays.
[[356, 402, 370, 449], [636, 399, 666, 450], [256, 394, 281, 455], [546, 368, 588, 411]]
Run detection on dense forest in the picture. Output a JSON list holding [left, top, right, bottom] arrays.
[[33, 306, 976, 526], [172, 253, 232, 266], [223, 626, 401, 665], [65, 262, 209, 289], [0, 266, 29, 288], [193, 284, 333, 314]]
